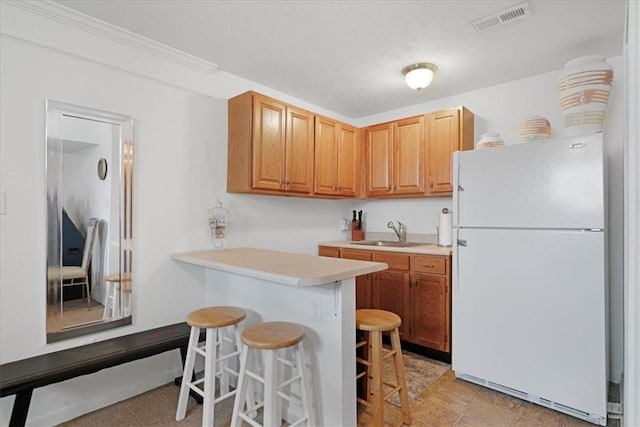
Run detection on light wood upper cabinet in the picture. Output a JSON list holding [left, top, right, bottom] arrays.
[[337, 124, 359, 197], [284, 106, 314, 193], [228, 91, 314, 195], [366, 116, 426, 198], [229, 90, 473, 200], [428, 107, 474, 194], [314, 116, 359, 197], [394, 115, 426, 195], [365, 123, 393, 196], [251, 95, 286, 191]]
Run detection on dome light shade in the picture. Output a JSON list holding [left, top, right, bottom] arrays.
[[402, 63, 437, 90]]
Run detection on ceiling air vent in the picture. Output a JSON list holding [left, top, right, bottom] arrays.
[[470, 2, 532, 32]]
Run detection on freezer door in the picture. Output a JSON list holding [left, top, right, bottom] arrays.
[[452, 228, 607, 419], [454, 133, 604, 229]]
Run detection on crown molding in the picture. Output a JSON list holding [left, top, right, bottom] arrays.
[[4, 0, 218, 74]]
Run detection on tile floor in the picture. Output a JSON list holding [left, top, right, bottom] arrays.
[[358, 369, 618, 427]]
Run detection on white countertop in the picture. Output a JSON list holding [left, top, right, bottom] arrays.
[[172, 247, 388, 287], [318, 240, 452, 255]]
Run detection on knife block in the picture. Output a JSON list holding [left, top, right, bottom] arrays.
[[351, 230, 365, 241]]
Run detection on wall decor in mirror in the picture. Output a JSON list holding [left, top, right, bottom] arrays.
[[46, 100, 133, 342]]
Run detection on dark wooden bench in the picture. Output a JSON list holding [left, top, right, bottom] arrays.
[[0, 322, 202, 427]]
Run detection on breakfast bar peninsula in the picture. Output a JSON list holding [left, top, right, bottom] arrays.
[[172, 248, 388, 426]]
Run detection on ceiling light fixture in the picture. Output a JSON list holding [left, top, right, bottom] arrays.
[[402, 63, 437, 90]]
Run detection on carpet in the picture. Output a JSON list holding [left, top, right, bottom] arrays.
[[59, 350, 449, 426]]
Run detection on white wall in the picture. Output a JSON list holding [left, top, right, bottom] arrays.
[[0, 2, 626, 425]]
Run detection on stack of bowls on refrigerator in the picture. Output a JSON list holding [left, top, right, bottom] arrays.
[[476, 132, 505, 150], [516, 116, 551, 143]]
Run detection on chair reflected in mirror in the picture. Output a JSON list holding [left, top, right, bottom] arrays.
[[47, 219, 97, 309]]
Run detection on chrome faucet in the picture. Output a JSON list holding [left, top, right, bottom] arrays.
[[387, 221, 407, 243]]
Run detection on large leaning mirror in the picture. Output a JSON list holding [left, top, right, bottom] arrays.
[[46, 100, 133, 342]]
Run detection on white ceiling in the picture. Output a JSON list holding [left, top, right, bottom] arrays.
[[54, 0, 626, 119]]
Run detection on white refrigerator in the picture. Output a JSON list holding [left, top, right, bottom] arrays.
[[452, 133, 608, 425]]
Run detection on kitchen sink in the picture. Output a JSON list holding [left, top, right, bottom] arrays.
[[350, 240, 425, 248]]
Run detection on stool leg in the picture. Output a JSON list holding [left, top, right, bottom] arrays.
[[102, 282, 113, 320], [176, 326, 200, 421], [363, 331, 371, 405], [219, 327, 230, 396], [391, 328, 412, 425], [263, 349, 279, 427], [203, 327, 217, 427], [230, 344, 250, 427], [370, 330, 384, 427], [295, 341, 312, 425]]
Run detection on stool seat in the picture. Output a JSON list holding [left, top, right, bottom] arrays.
[[187, 306, 246, 329], [241, 321, 304, 349], [356, 309, 401, 332], [104, 273, 132, 292]]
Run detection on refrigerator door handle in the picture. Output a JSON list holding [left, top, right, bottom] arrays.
[[458, 239, 467, 247], [458, 185, 464, 191]]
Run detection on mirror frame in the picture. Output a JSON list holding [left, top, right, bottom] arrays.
[[45, 100, 133, 342]]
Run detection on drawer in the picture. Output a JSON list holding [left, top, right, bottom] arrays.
[[318, 246, 340, 258], [373, 252, 410, 271], [341, 249, 372, 261], [412, 255, 447, 275]]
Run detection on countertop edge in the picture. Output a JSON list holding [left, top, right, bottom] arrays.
[[318, 241, 452, 255], [171, 249, 388, 287]]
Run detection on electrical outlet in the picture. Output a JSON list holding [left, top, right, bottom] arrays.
[[339, 218, 350, 231], [312, 300, 322, 321]]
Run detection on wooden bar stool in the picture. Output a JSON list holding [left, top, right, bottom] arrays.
[[356, 309, 412, 426], [231, 321, 312, 427], [176, 306, 246, 427]]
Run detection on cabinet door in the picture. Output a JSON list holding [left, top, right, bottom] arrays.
[[314, 116, 339, 195], [410, 272, 450, 351], [372, 270, 410, 338], [337, 124, 358, 197], [342, 249, 373, 309], [394, 116, 425, 195], [252, 95, 286, 191], [285, 106, 314, 194], [366, 123, 393, 196], [429, 109, 460, 193]]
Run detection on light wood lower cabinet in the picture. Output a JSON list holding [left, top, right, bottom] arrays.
[[328, 248, 372, 310], [372, 269, 410, 339], [318, 246, 451, 352], [410, 273, 449, 350]]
